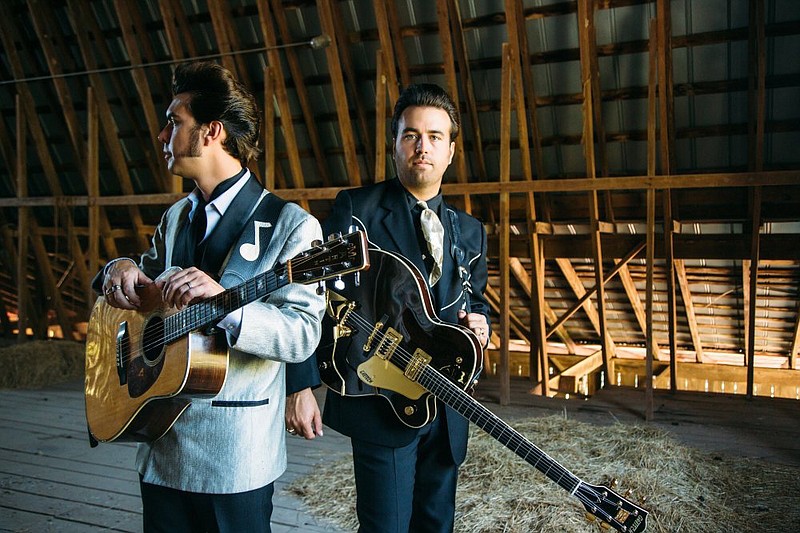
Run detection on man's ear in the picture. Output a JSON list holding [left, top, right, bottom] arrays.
[[204, 121, 225, 144], [448, 141, 455, 165]]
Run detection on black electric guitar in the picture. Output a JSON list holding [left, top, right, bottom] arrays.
[[318, 248, 648, 533], [85, 230, 369, 444]]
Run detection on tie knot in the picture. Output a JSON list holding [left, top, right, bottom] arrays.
[[416, 200, 429, 211]]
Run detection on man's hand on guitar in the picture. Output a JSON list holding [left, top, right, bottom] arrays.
[[285, 388, 323, 440], [160, 267, 224, 310], [458, 310, 490, 349], [103, 259, 154, 310]]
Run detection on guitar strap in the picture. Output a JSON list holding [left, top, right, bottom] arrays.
[[446, 208, 472, 313]]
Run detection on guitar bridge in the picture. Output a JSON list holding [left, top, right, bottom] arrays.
[[374, 327, 402, 361], [404, 349, 432, 381]]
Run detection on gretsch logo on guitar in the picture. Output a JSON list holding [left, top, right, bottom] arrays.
[[84, 230, 369, 444], [317, 247, 649, 533]]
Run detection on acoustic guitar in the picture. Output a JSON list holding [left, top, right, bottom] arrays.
[[85, 230, 369, 444], [318, 248, 648, 532]]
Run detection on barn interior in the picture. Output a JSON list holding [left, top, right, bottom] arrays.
[[1, 0, 799, 412]]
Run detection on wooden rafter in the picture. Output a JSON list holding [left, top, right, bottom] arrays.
[[255, 2, 310, 209], [26, 0, 119, 260], [675, 260, 705, 362], [504, 0, 549, 389], [64, 0, 151, 252], [436, 0, 472, 213], [112, 0, 172, 192], [316, 0, 362, 187], [498, 42, 513, 404], [616, 259, 666, 361], [577, 0, 610, 379], [331, 0, 376, 179], [508, 258, 576, 354]]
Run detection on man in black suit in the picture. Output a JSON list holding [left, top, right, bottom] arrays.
[[285, 83, 491, 533]]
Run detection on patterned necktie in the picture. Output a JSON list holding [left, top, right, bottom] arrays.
[[417, 200, 444, 286]]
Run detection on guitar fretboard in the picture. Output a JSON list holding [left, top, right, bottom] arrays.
[[163, 264, 290, 343], [417, 363, 583, 494]]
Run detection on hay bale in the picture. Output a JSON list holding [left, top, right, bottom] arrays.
[[287, 415, 800, 532], [0, 339, 85, 389]]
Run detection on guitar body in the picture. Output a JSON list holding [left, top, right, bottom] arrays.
[[85, 295, 228, 443], [319, 248, 481, 428], [319, 248, 650, 532], [84, 230, 370, 445]]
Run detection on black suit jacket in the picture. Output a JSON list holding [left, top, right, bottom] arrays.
[[287, 178, 491, 464]]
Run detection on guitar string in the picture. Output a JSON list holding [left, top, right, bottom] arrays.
[[339, 309, 632, 527], [113, 250, 326, 366]]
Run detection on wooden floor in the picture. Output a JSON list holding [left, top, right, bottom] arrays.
[[2, 376, 799, 532]]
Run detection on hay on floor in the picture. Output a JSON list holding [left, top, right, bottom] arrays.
[[288, 415, 800, 532], [0, 339, 85, 389]]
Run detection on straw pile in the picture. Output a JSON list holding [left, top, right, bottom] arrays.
[[288, 415, 800, 532], [0, 339, 85, 388]]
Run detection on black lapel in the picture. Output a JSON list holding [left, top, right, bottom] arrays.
[[380, 180, 427, 279], [197, 174, 263, 275]]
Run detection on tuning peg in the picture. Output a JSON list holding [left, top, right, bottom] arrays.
[[311, 239, 323, 247], [327, 232, 342, 242], [333, 276, 345, 291], [316, 281, 325, 295], [624, 489, 633, 498], [609, 478, 618, 489], [584, 513, 596, 523]]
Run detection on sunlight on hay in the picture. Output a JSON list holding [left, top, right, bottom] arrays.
[[0, 340, 85, 389], [288, 415, 800, 533]]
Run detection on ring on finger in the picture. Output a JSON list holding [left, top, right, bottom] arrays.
[[286, 427, 297, 435], [187, 282, 192, 290], [105, 284, 121, 295]]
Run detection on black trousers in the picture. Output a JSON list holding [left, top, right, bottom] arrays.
[[139, 477, 274, 533], [350, 413, 459, 533]]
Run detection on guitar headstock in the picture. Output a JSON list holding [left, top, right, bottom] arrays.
[[290, 230, 370, 285], [576, 481, 648, 532]]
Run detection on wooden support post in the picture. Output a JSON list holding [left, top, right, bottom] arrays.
[[264, 67, 276, 192], [375, 50, 388, 183], [499, 43, 513, 405], [87, 87, 100, 316], [16, 95, 28, 341]]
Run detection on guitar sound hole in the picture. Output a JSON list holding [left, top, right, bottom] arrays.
[[142, 316, 166, 365]]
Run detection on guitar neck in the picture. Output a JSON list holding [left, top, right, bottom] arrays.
[[164, 263, 289, 343], [417, 367, 582, 494]]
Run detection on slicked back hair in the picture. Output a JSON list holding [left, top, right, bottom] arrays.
[[171, 61, 261, 165], [390, 83, 460, 142]]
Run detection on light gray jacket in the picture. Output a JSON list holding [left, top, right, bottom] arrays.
[[134, 188, 324, 494]]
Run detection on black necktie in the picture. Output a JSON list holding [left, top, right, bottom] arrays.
[[192, 197, 208, 246]]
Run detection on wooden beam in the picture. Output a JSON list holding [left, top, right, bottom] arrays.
[[16, 95, 28, 340], [675, 260, 705, 362], [255, 2, 310, 210], [577, 0, 609, 380], [374, 50, 388, 183], [646, 17, 658, 418], [436, 0, 472, 213], [371, 0, 401, 104], [509, 258, 576, 353], [499, 43, 513, 404], [270, 0, 333, 187], [112, 0, 172, 192], [616, 260, 666, 361], [548, 241, 646, 337], [264, 67, 276, 191], [87, 87, 100, 315], [317, 0, 362, 187], [64, 0, 151, 251], [27, 0, 119, 260]]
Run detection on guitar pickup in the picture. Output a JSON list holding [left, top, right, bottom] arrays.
[[373, 327, 402, 361], [404, 349, 432, 381]]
